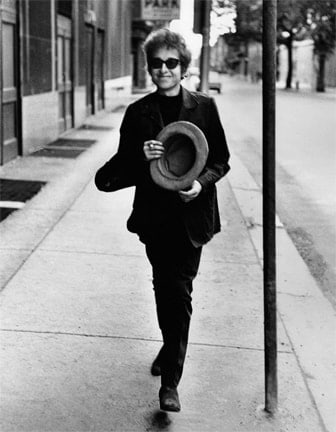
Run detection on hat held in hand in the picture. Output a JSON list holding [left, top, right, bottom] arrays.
[[150, 121, 209, 191]]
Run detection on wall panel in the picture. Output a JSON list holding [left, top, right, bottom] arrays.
[[22, 0, 52, 96]]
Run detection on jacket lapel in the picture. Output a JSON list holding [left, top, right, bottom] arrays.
[[140, 93, 164, 130], [179, 87, 198, 121]]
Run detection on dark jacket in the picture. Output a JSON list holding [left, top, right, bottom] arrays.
[[95, 86, 230, 246]]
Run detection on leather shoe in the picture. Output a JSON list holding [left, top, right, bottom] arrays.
[[159, 386, 181, 412]]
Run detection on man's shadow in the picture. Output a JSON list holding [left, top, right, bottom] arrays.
[[146, 409, 172, 431]]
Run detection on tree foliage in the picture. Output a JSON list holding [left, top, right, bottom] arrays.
[[306, 0, 336, 56], [277, 0, 308, 39], [234, 0, 262, 40], [228, 0, 336, 91]]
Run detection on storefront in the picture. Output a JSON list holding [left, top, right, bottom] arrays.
[[0, 0, 133, 165]]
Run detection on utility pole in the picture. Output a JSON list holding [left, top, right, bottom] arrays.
[[193, 0, 212, 94], [262, 0, 278, 415]]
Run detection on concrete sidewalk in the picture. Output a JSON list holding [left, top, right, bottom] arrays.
[[0, 103, 334, 432]]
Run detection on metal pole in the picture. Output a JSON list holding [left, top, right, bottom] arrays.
[[199, 0, 211, 94], [262, 0, 278, 414]]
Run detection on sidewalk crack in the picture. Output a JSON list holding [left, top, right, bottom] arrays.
[[0, 328, 292, 353]]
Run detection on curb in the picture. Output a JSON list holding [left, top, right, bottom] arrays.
[[228, 153, 336, 432]]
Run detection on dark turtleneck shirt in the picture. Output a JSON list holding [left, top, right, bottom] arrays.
[[156, 87, 183, 126]]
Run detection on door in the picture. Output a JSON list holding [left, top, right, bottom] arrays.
[[1, 4, 20, 164], [85, 24, 94, 115], [57, 15, 73, 133], [96, 29, 105, 111]]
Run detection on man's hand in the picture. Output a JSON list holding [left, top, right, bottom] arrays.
[[178, 180, 202, 203], [144, 140, 164, 161]]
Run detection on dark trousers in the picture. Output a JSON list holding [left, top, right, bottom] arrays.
[[145, 223, 202, 388]]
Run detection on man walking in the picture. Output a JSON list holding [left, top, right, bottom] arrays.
[[95, 28, 230, 412]]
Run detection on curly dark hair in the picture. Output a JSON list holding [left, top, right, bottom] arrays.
[[143, 28, 192, 74]]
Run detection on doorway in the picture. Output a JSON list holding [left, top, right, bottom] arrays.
[[0, 4, 20, 165], [96, 29, 105, 111], [85, 24, 94, 115], [57, 14, 73, 133]]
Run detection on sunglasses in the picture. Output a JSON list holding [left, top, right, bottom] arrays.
[[149, 57, 180, 70]]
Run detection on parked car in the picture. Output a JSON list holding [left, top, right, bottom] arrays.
[[188, 68, 222, 93]]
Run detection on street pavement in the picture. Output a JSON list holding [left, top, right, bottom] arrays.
[[0, 88, 335, 432], [213, 75, 336, 310]]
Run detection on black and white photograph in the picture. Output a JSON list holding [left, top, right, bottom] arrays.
[[0, 0, 335, 431]]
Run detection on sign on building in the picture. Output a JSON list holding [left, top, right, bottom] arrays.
[[141, 0, 180, 21]]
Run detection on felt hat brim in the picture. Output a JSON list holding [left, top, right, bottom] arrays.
[[150, 121, 208, 191]]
